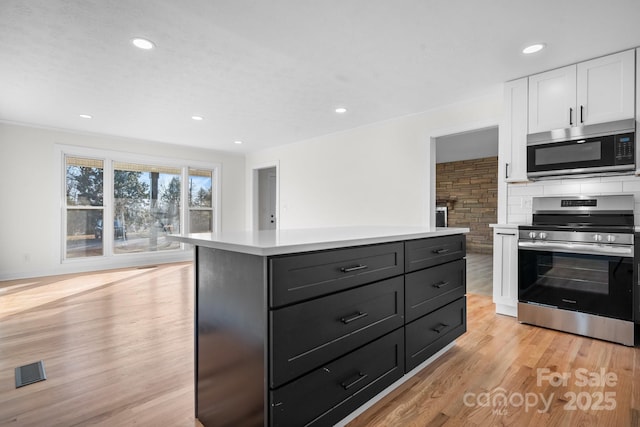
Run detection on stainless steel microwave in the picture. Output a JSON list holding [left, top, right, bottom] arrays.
[[526, 119, 636, 179]]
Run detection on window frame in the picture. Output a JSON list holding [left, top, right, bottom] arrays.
[[56, 144, 221, 265], [187, 167, 216, 233]]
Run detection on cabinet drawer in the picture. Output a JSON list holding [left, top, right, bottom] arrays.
[[270, 242, 404, 307], [270, 328, 404, 427], [405, 297, 466, 371], [405, 259, 466, 322], [405, 234, 465, 272], [270, 276, 404, 388]]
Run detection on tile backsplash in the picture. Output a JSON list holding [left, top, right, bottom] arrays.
[[507, 174, 640, 224]]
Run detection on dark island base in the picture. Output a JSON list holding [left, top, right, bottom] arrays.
[[194, 234, 467, 426]]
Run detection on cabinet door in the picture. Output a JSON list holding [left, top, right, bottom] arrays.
[[405, 259, 466, 322], [492, 228, 518, 316], [405, 297, 466, 371], [270, 329, 404, 427], [404, 234, 465, 273], [577, 50, 635, 126], [501, 78, 528, 182], [528, 65, 576, 133], [270, 276, 404, 388], [270, 242, 404, 307]]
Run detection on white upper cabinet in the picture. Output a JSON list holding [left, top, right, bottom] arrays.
[[500, 78, 528, 182], [528, 49, 635, 134], [528, 65, 576, 134], [577, 50, 635, 125]]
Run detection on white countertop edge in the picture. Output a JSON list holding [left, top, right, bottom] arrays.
[[489, 224, 520, 229], [168, 227, 470, 256]]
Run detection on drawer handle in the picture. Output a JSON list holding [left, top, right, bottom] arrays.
[[341, 311, 369, 324], [340, 372, 368, 390], [432, 248, 450, 255], [432, 281, 450, 289], [433, 323, 449, 333], [340, 264, 368, 273]]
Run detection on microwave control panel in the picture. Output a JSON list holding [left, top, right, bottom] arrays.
[[615, 133, 635, 163]]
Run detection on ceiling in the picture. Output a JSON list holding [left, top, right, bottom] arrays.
[[1, 1, 639, 154]]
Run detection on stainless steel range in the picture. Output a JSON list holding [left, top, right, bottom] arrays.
[[518, 194, 636, 346]]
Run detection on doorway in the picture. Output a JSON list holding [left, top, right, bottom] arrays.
[[255, 166, 277, 230], [435, 126, 498, 296]]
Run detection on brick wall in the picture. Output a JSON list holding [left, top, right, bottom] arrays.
[[436, 157, 497, 254]]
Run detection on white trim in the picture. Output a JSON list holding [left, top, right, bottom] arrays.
[[54, 143, 220, 272], [0, 252, 192, 281]]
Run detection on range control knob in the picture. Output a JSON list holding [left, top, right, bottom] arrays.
[[528, 231, 536, 239], [607, 235, 616, 243], [593, 234, 603, 242], [539, 232, 547, 240]]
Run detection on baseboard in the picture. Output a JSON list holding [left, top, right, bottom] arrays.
[[0, 251, 193, 281], [495, 303, 517, 317]]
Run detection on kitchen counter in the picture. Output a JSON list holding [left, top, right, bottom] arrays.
[[489, 223, 520, 229], [177, 227, 468, 426], [168, 225, 470, 256]]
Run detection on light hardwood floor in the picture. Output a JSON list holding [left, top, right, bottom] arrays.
[[1, 262, 638, 427], [0, 263, 196, 426], [466, 252, 493, 297]]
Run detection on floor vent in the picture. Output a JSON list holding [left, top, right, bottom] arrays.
[[15, 360, 46, 388]]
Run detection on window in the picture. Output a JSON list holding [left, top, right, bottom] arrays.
[[65, 157, 104, 258], [61, 148, 218, 261], [188, 168, 214, 233], [113, 162, 182, 254]]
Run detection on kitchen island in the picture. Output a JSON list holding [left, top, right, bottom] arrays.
[[169, 226, 469, 427]]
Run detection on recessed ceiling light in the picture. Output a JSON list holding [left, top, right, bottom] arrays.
[[191, 116, 203, 121], [335, 107, 347, 114], [234, 140, 243, 145], [79, 114, 92, 119], [522, 43, 546, 54], [131, 37, 155, 50]]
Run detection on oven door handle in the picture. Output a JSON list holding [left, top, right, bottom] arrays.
[[518, 241, 633, 257]]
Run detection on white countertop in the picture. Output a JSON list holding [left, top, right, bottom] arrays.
[[168, 226, 470, 256]]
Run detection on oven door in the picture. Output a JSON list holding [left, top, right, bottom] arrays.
[[518, 243, 633, 321]]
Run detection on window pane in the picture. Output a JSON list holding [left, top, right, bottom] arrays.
[[66, 209, 103, 258], [66, 157, 103, 206], [113, 162, 181, 254], [189, 169, 212, 208], [190, 210, 213, 233]]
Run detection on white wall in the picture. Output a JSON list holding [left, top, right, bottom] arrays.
[[246, 90, 502, 230], [436, 126, 498, 163], [0, 122, 245, 280]]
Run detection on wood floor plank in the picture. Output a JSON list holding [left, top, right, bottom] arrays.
[[347, 294, 640, 427], [1, 257, 638, 427], [0, 263, 196, 427]]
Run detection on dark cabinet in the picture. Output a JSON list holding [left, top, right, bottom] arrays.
[[194, 233, 466, 427], [270, 242, 404, 307], [404, 234, 467, 371], [270, 328, 404, 427], [268, 235, 466, 426], [270, 276, 404, 388], [405, 297, 467, 371], [405, 258, 466, 322], [405, 234, 465, 272]]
